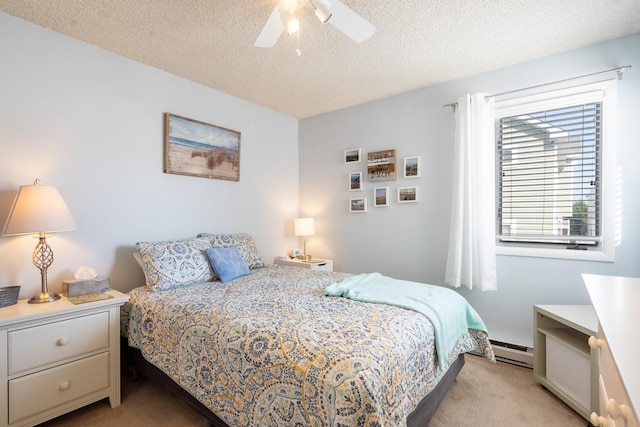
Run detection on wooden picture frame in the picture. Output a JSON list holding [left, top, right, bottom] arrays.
[[344, 148, 362, 163], [164, 113, 241, 181], [374, 187, 389, 207], [349, 198, 367, 213], [397, 186, 419, 203], [349, 171, 363, 191], [403, 156, 421, 178], [367, 149, 396, 181]]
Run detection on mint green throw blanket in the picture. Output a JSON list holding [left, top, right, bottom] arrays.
[[324, 273, 488, 369]]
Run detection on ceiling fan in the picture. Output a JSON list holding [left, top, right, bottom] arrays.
[[254, 0, 375, 48]]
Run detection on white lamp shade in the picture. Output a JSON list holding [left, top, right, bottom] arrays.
[[2, 184, 77, 236], [294, 217, 315, 237]]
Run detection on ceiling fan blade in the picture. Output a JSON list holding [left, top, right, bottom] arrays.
[[254, 4, 284, 48], [328, 0, 375, 43]]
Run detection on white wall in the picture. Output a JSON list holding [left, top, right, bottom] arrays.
[[2, 10, 638, 348], [0, 12, 300, 296], [299, 33, 640, 347]]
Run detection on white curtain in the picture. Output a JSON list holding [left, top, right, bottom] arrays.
[[444, 93, 497, 291]]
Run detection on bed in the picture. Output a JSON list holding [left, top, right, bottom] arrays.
[[121, 234, 494, 426]]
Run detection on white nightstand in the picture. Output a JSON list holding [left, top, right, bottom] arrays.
[[274, 257, 333, 272], [533, 304, 598, 421], [0, 290, 129, 427]]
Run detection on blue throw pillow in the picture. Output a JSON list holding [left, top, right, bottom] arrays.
[[205, 246, 250, 283]]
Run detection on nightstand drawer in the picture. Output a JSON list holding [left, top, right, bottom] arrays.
[[309, 261, 332, 272], [8, 352, 110, 424], [8, 312, 109, 375]]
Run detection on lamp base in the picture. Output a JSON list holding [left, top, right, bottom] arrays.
[[28, 291, 61, 304]]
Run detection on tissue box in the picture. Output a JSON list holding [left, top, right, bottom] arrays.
[[62, 276, 110, 297], [0, 286, 20, 308]]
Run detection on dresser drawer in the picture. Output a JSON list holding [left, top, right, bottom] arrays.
[[597, 330, 639, 427], [598, 375, 619, 427], [8, 352, 110, 424], [8, 312, 109, 375]]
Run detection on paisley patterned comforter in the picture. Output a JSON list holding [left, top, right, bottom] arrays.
[[122, 265, 493, 426]]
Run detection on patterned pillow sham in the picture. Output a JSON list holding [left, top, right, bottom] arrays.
[[197, 233, 265, 269], [136, 237, 214, 291]]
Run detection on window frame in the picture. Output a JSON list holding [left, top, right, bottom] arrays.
[[494, 80, 617, 262]]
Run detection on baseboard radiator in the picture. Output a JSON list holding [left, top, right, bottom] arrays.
[[488, 339, 534, 368]]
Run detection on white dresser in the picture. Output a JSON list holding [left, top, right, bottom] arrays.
[[584, 274, 639, 427], [0, 291, 129, 427]]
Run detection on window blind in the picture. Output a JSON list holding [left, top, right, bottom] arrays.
[[497, 102, 601, 246]]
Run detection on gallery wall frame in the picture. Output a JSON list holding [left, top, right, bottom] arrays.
[[164, 113, 241, 181], [367, 149, 396, 181], [397, 186, 419, 203], [349, 171, 363, 191], [344, 148, 362, 163], [403, 156, 421, 178], [373, 187, 389, 207], [349, 197, 368, 213]]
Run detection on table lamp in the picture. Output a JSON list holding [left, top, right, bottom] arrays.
[[294, 217, 314, 261], [2, 180, 77, 303]]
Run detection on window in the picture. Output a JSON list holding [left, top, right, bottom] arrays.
[[494, 81, 616, 261]]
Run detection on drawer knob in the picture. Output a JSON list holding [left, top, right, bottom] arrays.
[[59, 381, 71, 391], [590, 412, 612, 426], [56, 337, 70, 346], [588, 336, 604, 349], [606, 399, 629, 420]]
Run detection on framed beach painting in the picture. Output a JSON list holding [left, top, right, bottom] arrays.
[[164, 113, 241, 181], [349, 171, 363, 191], [374, 187, 389, 207], [397, 186, 419, 203]]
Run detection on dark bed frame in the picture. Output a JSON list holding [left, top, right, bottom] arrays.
[[123, 339, 465, 426]]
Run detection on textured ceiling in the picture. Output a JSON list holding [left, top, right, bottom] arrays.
[[1, 0, 639, 118]]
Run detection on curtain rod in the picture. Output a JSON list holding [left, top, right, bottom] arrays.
[[443, 65, 631, 109]]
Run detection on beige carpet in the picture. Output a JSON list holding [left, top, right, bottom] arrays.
[[430, 355, 585, 426], [40, 355, 586, 426]]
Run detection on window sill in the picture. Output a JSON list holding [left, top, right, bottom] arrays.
[[496, 245, 614, 262]]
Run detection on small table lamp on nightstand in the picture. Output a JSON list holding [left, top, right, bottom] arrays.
[[2, 179, 77, 303], [295, 217, 314, 260]]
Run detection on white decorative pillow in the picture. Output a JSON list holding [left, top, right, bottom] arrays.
[[135, 237, 214, 291], [197, 233, 265, 269]]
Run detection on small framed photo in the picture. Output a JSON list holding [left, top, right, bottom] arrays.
[[349, 171, 363, 191], [349, 198, 367, 213], [397, 186, 419, 203], [403, 156, 421, 178], [373, 187, 389, 207], [344, 148, 362, 163]]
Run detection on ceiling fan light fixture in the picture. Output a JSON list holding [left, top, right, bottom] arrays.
[[311, 0, 332, 23], [254, 0, 374, 48]]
